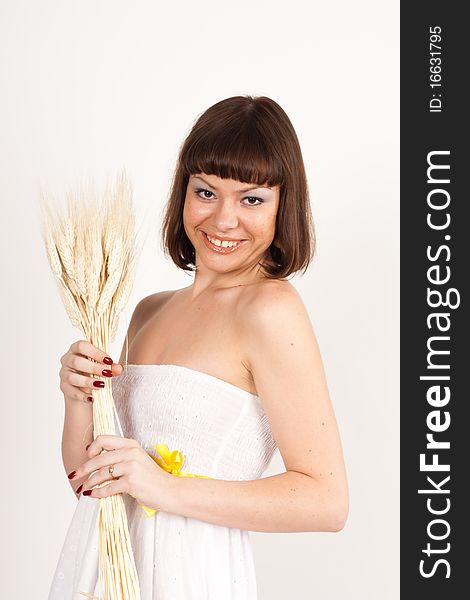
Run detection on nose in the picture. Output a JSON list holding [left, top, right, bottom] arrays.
[[212, 199, 239, 233]]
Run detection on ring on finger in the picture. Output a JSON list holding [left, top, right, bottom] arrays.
[[109, 464, 117, 479]]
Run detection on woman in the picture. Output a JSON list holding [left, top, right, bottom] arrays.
[[49, 95, 349, 599]]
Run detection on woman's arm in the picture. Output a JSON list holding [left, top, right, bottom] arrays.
[[62, 395, 95, 496], [61, 293, 159, 497], [163, 283, 349, 533]]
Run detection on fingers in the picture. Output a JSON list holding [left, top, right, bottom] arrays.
[[61, 369, 101, 393], [66, 353, 112, 378], [69, 436, 141, 480], [78, 462, 125, 494], [69, 339, 113, 366], [78, 386, 94, 404], [59, 369, 106, 401], [59, 377, 94, 403], [82, 478, 126, 499], [87, 434, 141, 458], [69, 447, 126, 482], [60, 339, 123, 403]]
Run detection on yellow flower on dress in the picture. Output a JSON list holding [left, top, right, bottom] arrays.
[[140, 443, 212, 517]]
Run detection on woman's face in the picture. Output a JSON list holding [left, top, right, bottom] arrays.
[[183, 173, 280, 274]]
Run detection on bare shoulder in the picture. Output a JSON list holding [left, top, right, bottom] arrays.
[[239, 279, 306, 326], [131, 290, 176, 326], [118, 289, 177, 363], [237, 279, 313, 370]]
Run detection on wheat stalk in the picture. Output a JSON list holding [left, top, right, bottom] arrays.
[[40, 169, 141, 600]]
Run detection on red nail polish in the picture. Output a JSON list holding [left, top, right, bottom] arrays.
[[103, 356, 113, 365], [87, 396, 93, 402], [67, 470, 76, 479], [76, 484, 83, 494], [102, 369, 112, 377], [93, 380, 105, 388], [85, 443, 91, 451], [83, 489, 93, 496]]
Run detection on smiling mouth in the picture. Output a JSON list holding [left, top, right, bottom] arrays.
[[201, 231, 247, 254]]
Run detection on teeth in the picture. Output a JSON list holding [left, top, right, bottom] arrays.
[[206, 234, 240, 248]]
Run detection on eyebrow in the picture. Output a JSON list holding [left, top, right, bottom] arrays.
[[191, 176, 273, 194]]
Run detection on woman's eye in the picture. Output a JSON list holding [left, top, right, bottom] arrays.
[[242, 196, 264, 206], [195, 188, 215, 200]]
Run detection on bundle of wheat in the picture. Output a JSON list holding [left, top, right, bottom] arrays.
[[40, 169, 141, 600]]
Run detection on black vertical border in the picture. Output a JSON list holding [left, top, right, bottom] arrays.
[[401, 3, 468, 598]]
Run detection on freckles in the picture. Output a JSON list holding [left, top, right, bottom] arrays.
[[193, 206, 211, 218], [184, 198, 210, 220], [251, 217, 276, 233]]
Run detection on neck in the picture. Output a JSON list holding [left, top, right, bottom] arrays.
[[187, 262, 267, 300]]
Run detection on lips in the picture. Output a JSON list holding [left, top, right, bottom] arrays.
[[200, 231, 247, 254], [203, 231, 246, 242]]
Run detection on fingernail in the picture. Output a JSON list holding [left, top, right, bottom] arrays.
[[83, 489, 93, 496], [87, 396, 93, 402], [85, 443, 91, 451], [93, 380, 105, 388], [67, 470, 76, 479], [102, 369, 112, 377], [103, 356, 113, 365], [76, 484, 83, 494]]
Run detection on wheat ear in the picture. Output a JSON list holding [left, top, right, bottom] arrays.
[[40, 168, 141, 600]]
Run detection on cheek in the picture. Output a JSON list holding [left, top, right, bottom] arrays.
[[250, 213, 277, 238], [183, 197, 211, 224]]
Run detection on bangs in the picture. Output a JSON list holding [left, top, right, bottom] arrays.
[[180, 113, 285, 188]]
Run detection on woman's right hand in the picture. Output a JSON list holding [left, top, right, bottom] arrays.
[[59, 340, 123, 403]]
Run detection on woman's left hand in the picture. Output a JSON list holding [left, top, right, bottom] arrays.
[[71, 435, 174, 512]]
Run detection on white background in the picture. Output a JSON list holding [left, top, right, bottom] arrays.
[[0, 1, 399, 598]]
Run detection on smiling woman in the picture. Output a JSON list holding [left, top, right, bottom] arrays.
[[162, 95, 315, 281], [183, 172, 280, 269], [49, 95, 348, 600]]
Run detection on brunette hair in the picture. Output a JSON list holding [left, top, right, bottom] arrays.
[[161, 95, 315, 279]]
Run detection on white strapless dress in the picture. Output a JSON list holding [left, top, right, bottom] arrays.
[[48, 363, 278, 600]]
